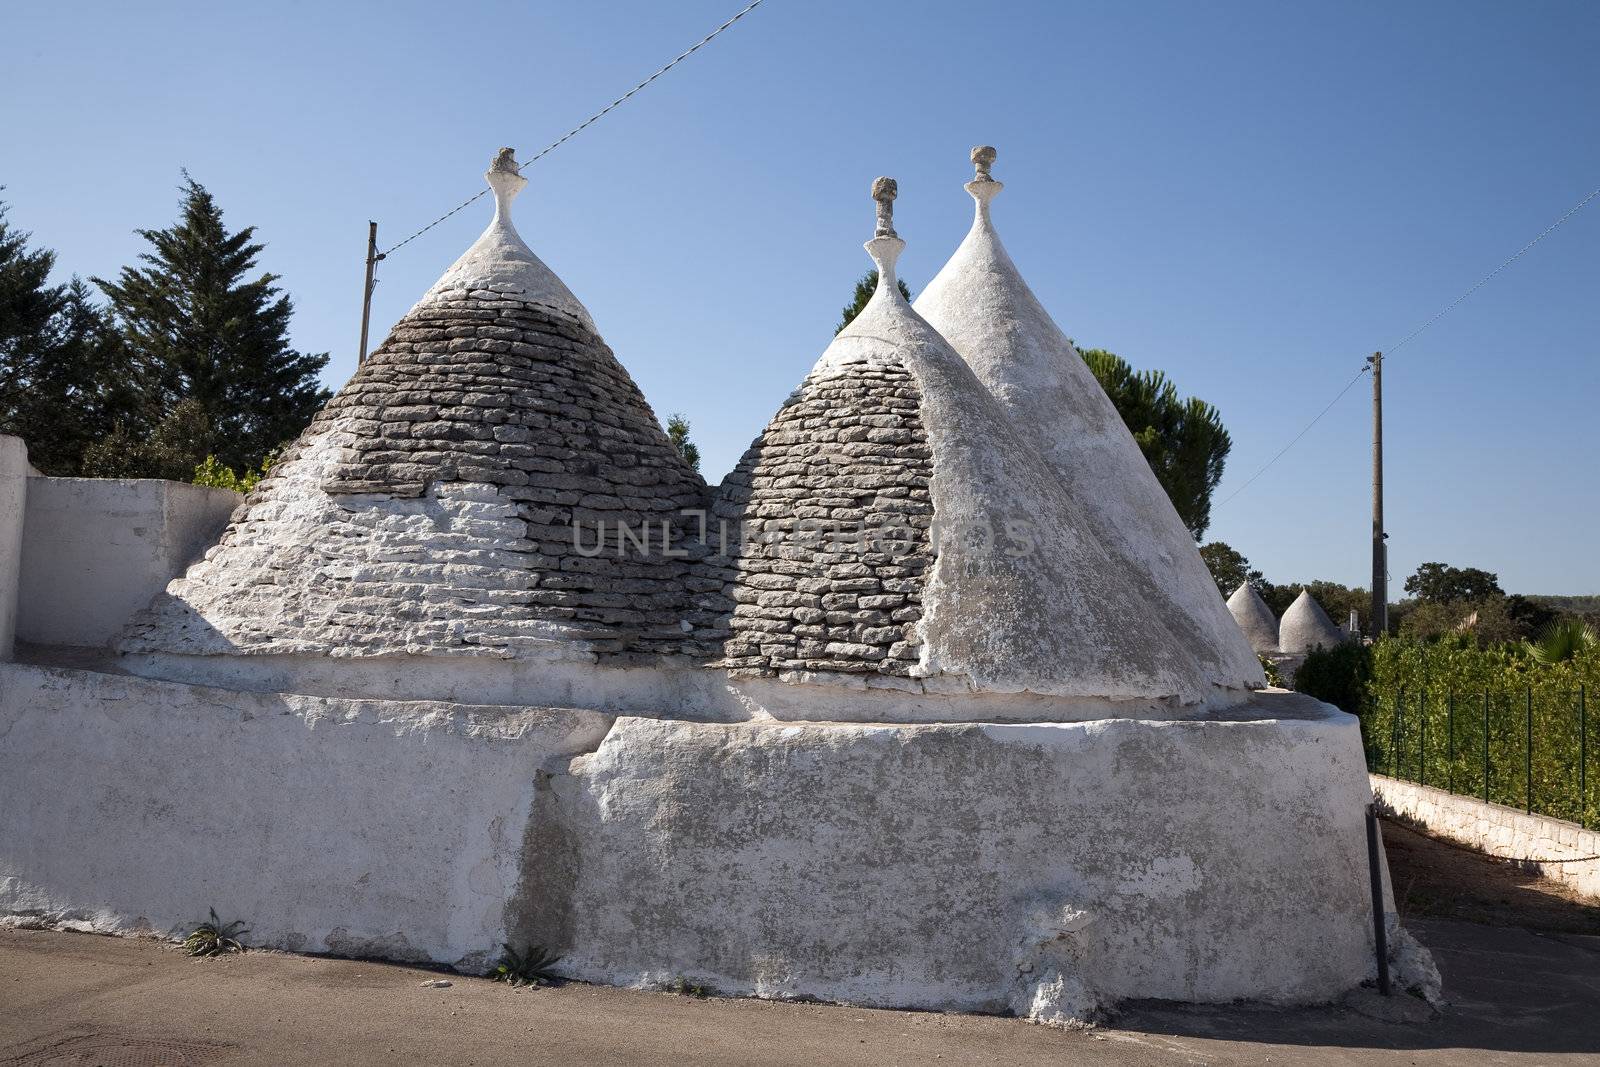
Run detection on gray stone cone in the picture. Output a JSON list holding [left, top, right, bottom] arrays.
[[709, 224, 1214, 702], [1227, 582, 1280, 654], [914, 157, 1264, 694], [1279, 589, 1346, 655], [118, 164, 712, 662]]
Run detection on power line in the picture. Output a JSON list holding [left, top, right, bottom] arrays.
[[379, 0, 767, 258], [1217, 181, 1600, 510]]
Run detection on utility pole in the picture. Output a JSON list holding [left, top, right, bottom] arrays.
[[1368, 350, 1387, 637], [358, 222, 383, 364]]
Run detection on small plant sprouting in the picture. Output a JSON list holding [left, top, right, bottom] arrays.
[[182, 908, 249, 957], [492, 943, 563, 988], [670, 975, 708, 998]]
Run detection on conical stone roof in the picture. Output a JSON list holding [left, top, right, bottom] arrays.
[[1227, 582, 1279, 654], [119, 150, 711, 662], [1279, 589, 1345, 655], [914, 147, 1263, 692], [709, 178, 1213, 702]]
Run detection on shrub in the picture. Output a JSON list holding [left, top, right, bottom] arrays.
[[1294, 641, 1371, 716]]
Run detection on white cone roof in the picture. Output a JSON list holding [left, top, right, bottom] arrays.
[[712, 179, 1222, 702], [1226, 582, 1279, 654], [1279, 589, 1345, 654], [414, 149, 595, 330], [914, 148, 1263, 691]]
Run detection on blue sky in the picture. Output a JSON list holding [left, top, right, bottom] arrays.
[[5, 0, 1597, 593]]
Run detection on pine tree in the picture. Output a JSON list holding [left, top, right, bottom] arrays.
[[835, 269, 912, 335], [0, 200, 139, 474], [666, 412, 701, 472], [94, 176, 329, 473], [1079, 347, 1231, 540]]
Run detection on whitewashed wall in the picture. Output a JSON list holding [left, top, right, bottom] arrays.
[[17, 478, 239, 648], [0, 663, 611, 969], [1373, 774, 1600, 900], [0, 436, 27, 660]]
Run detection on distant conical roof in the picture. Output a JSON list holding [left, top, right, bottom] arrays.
[[1279, 589, 1345, 655], [1227, 582, 1279, 654], [709, 177, 1212, 701], [120, 150, 710, 662], [914, 147, 1263, 692]]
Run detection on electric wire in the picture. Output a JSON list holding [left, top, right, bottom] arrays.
[[1217, 181, 1600, 510], [379, 0, 766, 258]]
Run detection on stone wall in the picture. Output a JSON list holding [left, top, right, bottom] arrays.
[[18, 477, 239, 648], [1372, 774, 1600, 901], [0, 662, 611, 969], [1, 660, 1428, 1021]]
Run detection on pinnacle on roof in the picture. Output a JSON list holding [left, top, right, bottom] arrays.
[[709, 177, 1213, 701], [119, 150, 708, 664], [914, 145, 1264, 693], [1279, 589, 1346, 655], [1227, 582, 1280, 654], [414, 147, 594, 330]]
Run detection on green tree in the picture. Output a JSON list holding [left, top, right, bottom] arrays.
[[81, 398, 215, 482], [93, 176, 329, 474], [665, 412, 700, 472], [836, 270, 912, 335], [0, 200, 139, 474], [1403, 562, 1503, 604], [1079, 348, 1230, 539], [1198, 541, 1264, 596]]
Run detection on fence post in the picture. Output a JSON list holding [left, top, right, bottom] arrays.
[[1419, 689, 1428, 787], [1447, 691, 1455, 794], [1482, 690, 1491, 805], [1525, 685, 1533, 815], [1581, 685, 1588, 830]]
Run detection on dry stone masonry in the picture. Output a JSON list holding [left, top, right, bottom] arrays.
[[0, 149, 1439, 1028], [710, 360, 934, 678]]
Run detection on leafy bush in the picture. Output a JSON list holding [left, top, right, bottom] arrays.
[[1352, 638, 1600, 827], [1293, 641, 1371, 715], [193, 450, 276, 494]]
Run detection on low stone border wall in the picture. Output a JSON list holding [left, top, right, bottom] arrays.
[[1371, 774, 1600, 901]]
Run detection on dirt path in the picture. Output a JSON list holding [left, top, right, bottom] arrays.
[[2, 824, 1597, 1066], [1381, 816, 1600, 934]]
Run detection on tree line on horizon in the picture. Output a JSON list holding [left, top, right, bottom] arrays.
[[0, 179, 329, 484]]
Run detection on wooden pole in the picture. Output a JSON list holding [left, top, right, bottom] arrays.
[[1368, 351, 1387, 636], [359, 221, 381, 364]]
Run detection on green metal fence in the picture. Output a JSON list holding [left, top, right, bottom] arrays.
[[1364, 685, 1592, 828]]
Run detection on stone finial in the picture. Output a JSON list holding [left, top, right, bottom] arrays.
[[971, 145, 997, 182], [872, 176, 898, 238], [486, 147, 529, 226], [964, 146, 1003, 218]]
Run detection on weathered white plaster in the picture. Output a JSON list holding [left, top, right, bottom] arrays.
[[542, 691, 1409, 1020], [0, 658, 1429, 1022], [117, 646, 1257, 724], [0, 662, 611, 969], [0, 435, 28, 660], [1227, 581, 1280, 653], [18, 477, 239, 648], [1279, 588, 1346, 654], [1373, 774, 1600, 902], [914, 148, 1264, 694], [413, 149, 595, 331]]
